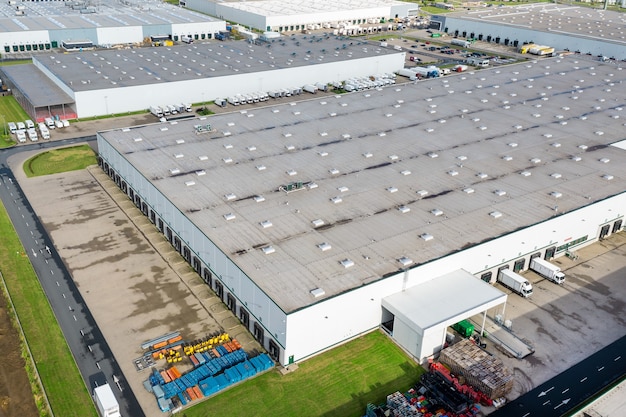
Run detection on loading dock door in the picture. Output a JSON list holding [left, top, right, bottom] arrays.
[[599, 224, 610, 239]]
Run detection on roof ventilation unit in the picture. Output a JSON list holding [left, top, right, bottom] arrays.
[[340, 259, 354, 268], [431, 209, 444, 216], [494, 190, 507, 197], [550, 191, 562, 198], [417, 190, 428, 197], [489, 211, 503, 218], [317, 242, 332, 251], [223, 213, 236, 221], [310, 288, 325, 298], [260, 220, 273, 228], [398, 206, 410, 214], [311, 219, 325, 228], [420, 233, 434, 241], [398, 257, 413, 267], [225, 193, 236, 201], [261, 246, 275, 255]]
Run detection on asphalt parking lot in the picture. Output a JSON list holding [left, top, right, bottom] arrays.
[[474, 232, 626, 401], [11, 154, 262, 416]]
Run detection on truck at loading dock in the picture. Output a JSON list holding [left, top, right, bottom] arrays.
[[530, 257, 565, 284], [497, 269, 533, 297]]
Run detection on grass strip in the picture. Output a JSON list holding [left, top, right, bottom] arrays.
[[0, 189, 97, 416], [24, 145, 97, 177], [184, 330, 425, 417]]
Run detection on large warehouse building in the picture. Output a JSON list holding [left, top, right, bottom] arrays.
[[431, 4, 626, 60], [0, 35, 404, 120], [182, 0, 418, 33], [0, 0, 224, 54], [98, 55, 626, 366]]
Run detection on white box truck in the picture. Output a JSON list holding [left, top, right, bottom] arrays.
[[27, 128, 38, 142], [16, 130, 26, 143], [45, 117, 55, 128], [38, 123, 50, 139], [94, 384, 121, 417], [397, 68, 417, 81], [498, 269, 533, 297], [530, 258, 565, 284], [451, 39, 471, 48], [150, 106, 163, 117]]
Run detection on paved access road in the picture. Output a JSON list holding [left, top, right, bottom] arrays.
[[491, 334, 626, 417], [0, 138, 144, 417]]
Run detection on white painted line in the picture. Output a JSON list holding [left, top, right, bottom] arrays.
[[96, 362, 101, 369], [615, 356, 621, 361], [598, 366, 605, 372], [80, 330, 85, 336], [581, 377, 588, 382], [56, 281, 60, 286], [543, 400, 550, 405], [30, 230, 33, 235], [62, 293, 66, 298], [562, 388, 569, 394], [522, 413, 530, 417], [88, 345, 93, 352], [50, 270, 54, 275], [73, 315, 77, 321]]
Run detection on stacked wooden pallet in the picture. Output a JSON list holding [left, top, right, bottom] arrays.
[[439, 338, 514, 399]]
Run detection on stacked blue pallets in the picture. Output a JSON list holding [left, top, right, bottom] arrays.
[[224, 366, 242, 383]]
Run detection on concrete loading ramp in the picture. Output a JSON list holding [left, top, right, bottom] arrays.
[[468, 316, 534, 359]]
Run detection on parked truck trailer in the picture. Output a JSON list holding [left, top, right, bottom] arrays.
[[451, 38, 471, 48], [497, 269, 533, 297], [529, 258, 565, 284], [94, 384, 121, 417]]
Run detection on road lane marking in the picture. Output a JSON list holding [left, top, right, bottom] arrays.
[[543, 400, 550, 405], [581, 377, 588, 382], [562, 388, 569, 394], [598, 366, 605, 372], [615, 356, 621, 361], [538, 386, 554, 397]]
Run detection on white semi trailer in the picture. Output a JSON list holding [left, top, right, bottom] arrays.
[[497, 269, 533, 297], [530, 257, 565, 284]]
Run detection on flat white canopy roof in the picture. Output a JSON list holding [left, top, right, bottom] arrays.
[[382, 269, 507, 332]]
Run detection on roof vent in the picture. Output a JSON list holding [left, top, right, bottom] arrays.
[[330, 196, 343, 204], [225, 193, 237, 201], [176, 139, 185, 144], [337, 186, 349, 193], [427, 152, 438, 158], [602, 174, 614, 181], [599, 158, 610, 163], [287, 169, 297, 176], [502, 155, 513, 161], [543, 133, 553, 138], [256, 165, 267, 171], [133, 137, 142, 142], [398, 206, 410, 214], [223, 157, 233, 164], [417, 190, 428, 197], [448, 170, 459, 176], [260, 220, 273, 228], [520, 171, 531, 177], [318, 151, 328, 157], [340, 259, 355, 269], [363, 152, 373, 158], [224, 144, 233, 149], [476, 173, 488, 179], [578, 145, 588, 150], [401, 170, 411, 176], [530, 158, 541, 164], [317, 242, 332, 251], [387, 187, 398, 193], [247, 145, 257, 151], [389, 154, 399, 160], [550, 191, 562, 198], [494, 190, 507, 197], [223, 213, 236, 221], [489, 211, 503, 218], [170, 168, 180, 175], [254, 195, 265, 203], [175, 153, 184, 159], [307, 182, 318, 189], [199, 156, 208, 161], [196, 170, 206, 176], [329, 168, 340, 175], [552, 142, 561, 148], [457, 156, 467, 161], [398, 256, 413, 267], [185, 181, 196, 187], [431, 209, 444, 216], [420, 233, 434, 241], [285, 145, 295, 151], [312, 219, 325, 227], [261, 246, 275, 255], [551, 173, 562, 179], [463, 188, 475, 194], [310, 288, 325, 298]]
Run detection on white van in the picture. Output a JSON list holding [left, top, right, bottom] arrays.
[[38, 123, 50, 139], [25, 119, 35, 129], [62, 119, 70, 128], [54, 119, 63, 128], [17, 121, 26, 130], [27, 128, 38, 141], [16, 130, 26, 143], [8, 122, 17, 134], [45, 117, 55, 129]]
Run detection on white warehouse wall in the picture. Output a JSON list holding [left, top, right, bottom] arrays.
[[439, 17, 626, 60], [264, 7, 391, 30], [96, 26, 144, 46], [0, 30, 50, 49], [73, 53, 405, 117], [214, 5, 267, 31], [171, 21, 227, 37]]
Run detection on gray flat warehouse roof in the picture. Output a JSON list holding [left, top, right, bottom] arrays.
[[35, 36, 399, 92], [99, 56, 626, 312]]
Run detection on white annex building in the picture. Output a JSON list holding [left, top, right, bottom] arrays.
[[182, 0, 418, 32], [97, 56, 626, 365]]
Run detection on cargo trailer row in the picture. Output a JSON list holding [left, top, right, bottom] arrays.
[[150, 103, 192, 118], [497, 269, 533, 297]]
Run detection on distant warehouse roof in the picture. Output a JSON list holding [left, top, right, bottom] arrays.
[[98, 56, 626, 312]]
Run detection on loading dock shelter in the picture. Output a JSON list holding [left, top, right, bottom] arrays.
[[382, 269, 507, 363]]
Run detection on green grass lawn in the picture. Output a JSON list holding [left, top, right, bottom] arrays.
[[24, 145, 97, 177], [184, 331, 425, 417], [0, 202, 97, 417]]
